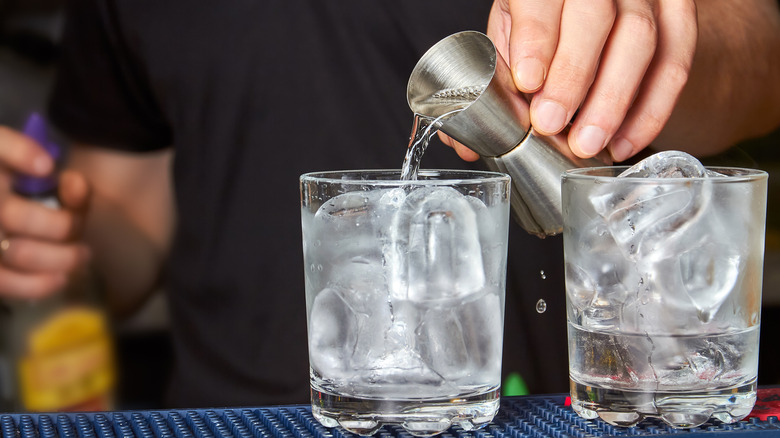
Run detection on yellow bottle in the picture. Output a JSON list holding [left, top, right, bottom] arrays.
[[1, 113, 116, 412]]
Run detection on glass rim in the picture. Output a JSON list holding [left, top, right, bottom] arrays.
[[300, 168, 510, 185], [563, 165, 768, 183]]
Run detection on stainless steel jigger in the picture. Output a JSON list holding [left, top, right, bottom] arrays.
[[407, 31, 611, 237]]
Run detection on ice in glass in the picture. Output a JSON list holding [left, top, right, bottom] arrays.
[[562, 151, 767, 428], [300, 169, 510, 437]]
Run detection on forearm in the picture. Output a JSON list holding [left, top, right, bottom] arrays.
[[68, 145, 175, 318], [654, 0, 780, 156], [84, 195, 172, 318]]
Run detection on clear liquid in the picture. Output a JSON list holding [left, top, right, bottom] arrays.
[[568, 323, 759, 428], [401, 83, 485, 181], [311, 383, 499, 437], [400, 113, 454, 181]]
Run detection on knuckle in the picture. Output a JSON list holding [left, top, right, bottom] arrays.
[[514, 18, 557, 57], [593, 87, 633, 115], [621, 10, 659, 46], [660, 59, 692, 92], [588, 0, 617, 20], [680, 0, 698, 24], [517, 17, 557, 43], [547, 62, 594, 101], [635, 108, 668, 138]]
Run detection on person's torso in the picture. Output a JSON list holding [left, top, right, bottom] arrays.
[[108, 0, 493, 407]]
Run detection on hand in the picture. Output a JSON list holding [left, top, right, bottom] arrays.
[[0, 126, 92, 300], [487, 0, 697, 161], [438, 133, 481, 162]]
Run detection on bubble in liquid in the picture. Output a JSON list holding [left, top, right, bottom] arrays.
[[536, 299, 547, 314], [540, 270, 547, 280]]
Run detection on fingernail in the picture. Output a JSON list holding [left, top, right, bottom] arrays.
[[515, 58, 545, 91], [609, 138, 635, 162], [533, 100, 568, 134], [575, 125, 608, 157]]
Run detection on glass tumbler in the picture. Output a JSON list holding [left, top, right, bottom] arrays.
[[300, 169, 510, 436], [562, 166, 767, 428]]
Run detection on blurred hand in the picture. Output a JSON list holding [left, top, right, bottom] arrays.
[[0, 126, 92, 300], [487, 0, 697, 161]]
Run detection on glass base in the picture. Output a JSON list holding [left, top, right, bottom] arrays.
[[570, 378, 757, 428], [310, 385, 500, 437]]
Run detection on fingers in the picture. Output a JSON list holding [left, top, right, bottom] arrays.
[[607, 0, 697, 161], [0, 127, 92, 300], [0, 191, 91, 299], [0, 265, 67, 300], [0, 196, 83, 241], [0, 237, 90, 274], [487, 0, 513, 63], [0, 126, 55, 176], [494, 0, 696, 161], [504, 0, 564, 93], [568, 0, 660, 158], [59, 170, 92, 213], [529, 0, 617, 138], [437, 132, 481, 162]]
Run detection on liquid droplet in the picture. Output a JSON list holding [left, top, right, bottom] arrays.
[[536, 299, 547, 314], [540, 270, 547, 280]]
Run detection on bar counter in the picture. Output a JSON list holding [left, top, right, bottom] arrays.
[[2, 389, 779, 438]]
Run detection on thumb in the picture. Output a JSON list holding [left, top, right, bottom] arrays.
[[58, 170, 92, 213]]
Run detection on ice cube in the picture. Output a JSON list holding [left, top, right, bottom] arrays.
[[618, 266, 700, 335], [617, 150, 709, 178], [650, 211, 744, 324], [363, 319, 445, 391], [309, 287, 391, 377], [679, 241, 740, 323], [414, 288, 503, 385], [309, 259, 449, 395], [386, 186, 485, 302], [306, 189, 397, 293], [467, 196, 510, 288], [656, 338, 742, 388], [565, 219, 639, 329], [590, 151, 713, 262], [307, 255, 394, 375]]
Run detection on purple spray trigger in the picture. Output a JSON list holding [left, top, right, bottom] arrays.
[[14, 112, 61, 197]]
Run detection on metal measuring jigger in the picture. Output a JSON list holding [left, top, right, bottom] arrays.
[[407, 31, 610, 237]]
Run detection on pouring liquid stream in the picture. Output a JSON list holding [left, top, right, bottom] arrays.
[[400, 84, 486, 181], [400, 114, 444, 181]]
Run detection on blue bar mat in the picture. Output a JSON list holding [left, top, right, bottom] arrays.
[[1, 395, 779, 438]]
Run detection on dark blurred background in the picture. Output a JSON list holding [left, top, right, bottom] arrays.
[[1, 0, 778, 410]]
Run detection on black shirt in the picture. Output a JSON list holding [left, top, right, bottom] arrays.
[[49, 0, 569, 408]]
